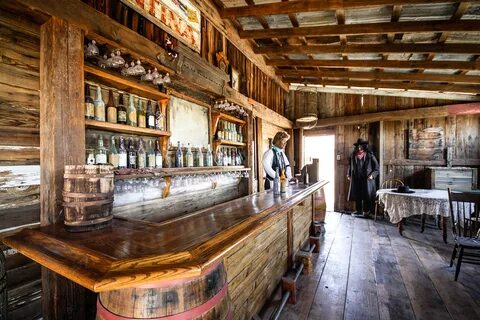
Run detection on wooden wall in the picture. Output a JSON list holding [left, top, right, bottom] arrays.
[[0, 5, 42, 319], [288, 91, 480, 211]]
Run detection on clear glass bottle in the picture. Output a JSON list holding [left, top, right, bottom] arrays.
[[94, 85, 105, 122], [155, 102, 164, 131], [95, 135, 107, 164], [118, 136, 127, 169], [196, 146, 204, 167], [137, 138, 146, 169], [106, 89, 117, 123], [206, 144, 213, 167], [175, 141, 183, 168], [216, 147, 223, 166], [127, 137, 137, 169], [117, 93, 127, 124], [155, 139, 163, 168], [86, 149, 95, 164], [146, 139, 156, 168], [146, 101, 155, 129], [137, 100, 146, 128], [127, 94, 137, 127], [108, 136, 119, 168], [273, 168, 281, 196], [84, 83, 95, 119], [223, 148, 229, 166], [186, 143, 194, 167]]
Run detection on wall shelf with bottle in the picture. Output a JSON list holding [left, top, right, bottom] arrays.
[[86, 120, 170, 137], [114, 166, 250, 180]]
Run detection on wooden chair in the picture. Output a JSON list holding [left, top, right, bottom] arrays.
[[447, 188, 480, 281], [374, 179, 404, 220]]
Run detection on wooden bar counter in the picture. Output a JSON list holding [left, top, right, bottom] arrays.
[[3, 181, 327, 319]]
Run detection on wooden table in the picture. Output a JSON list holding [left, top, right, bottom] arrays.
[[377, 188, 450, 243]]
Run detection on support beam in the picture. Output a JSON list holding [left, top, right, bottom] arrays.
[[268, 59, 480, 70], [254, 43, 480, 55], [221, 0, 468, 18], [239, 20, 480, 39], [278, 69, 480, 84]]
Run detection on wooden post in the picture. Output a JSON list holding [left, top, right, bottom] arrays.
[[247, 111, 255, 194], [256, 117, 264, 192], [286, 128, 294, 174], [40, 17, 94, 319]]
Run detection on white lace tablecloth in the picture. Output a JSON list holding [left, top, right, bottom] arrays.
[[377, 189, 449, 224]]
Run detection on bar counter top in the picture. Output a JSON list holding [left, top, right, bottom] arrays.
[[3, 181, 327, 292]]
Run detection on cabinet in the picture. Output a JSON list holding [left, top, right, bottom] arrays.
[[426, 167, 478, 191]]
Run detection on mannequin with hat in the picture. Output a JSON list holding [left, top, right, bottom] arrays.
[[347, 138, 379, 217]]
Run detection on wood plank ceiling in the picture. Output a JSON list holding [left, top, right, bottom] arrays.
[[215, 0, 480, 98]]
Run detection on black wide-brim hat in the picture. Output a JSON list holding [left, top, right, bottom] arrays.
[[353, 138, 369, 146]]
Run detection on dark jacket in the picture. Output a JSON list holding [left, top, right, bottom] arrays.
[[347, 151, 379, 201]]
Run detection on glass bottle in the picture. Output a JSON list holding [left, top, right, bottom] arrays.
[[280, 169, 287, 193], [84, 83, 95, 119], [196, 146, 204, 167], [146, 101, 155, 129], [217, 121, 223, 140], [127, 94, 137, 127], [155, 102, 164, 131], [108, 136, 119, 168], [155, 139, 163, 168], [94, 85, 106, 122], [206, 144, 213, 167], [223, 148, 229, 166], [273, 168, 281, 196], [137, 138, 146, 169], [146, 139, 156, 168], [137, 100, 146, 128], [117, 93, 127, 124], [118, 136, 127, 169], [127, 137, 137, 169], [216, 148, 223, 166], [86, 149, 95, 164], [232, 123, 237, 142], [106, 89, 117, 123], [95, 135, 107, 164], [186, 143, 194, 167], [175, 141, 183, 168]]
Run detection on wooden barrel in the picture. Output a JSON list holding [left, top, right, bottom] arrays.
[[63, 165, 114, 232], [96, 261, 231, 320], [314, 188, 327, 223]]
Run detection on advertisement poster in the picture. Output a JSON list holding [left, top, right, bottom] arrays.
[[121, 0, 201, 53]]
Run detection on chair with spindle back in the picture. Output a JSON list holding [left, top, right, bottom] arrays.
[[374, 179, 404, 220], [447, 188, 480, 281]]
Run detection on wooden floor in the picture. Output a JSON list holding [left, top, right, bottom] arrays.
[[272, 212, 480, 320]]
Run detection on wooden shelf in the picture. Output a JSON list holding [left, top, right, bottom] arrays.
[[214, 140, 246, 147], [211, 112, 246, 137], [84, 64, 170, 102], [86, 119, 170, 137], [114, 166, 250, 180]]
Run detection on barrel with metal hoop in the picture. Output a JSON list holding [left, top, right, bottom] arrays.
[[63, 165, 114, 232], [96, 261, 232, 320]]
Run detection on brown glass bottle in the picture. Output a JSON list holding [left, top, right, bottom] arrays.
[[84, 83, 95, 119], [146, 101, 155, 129], [106, 89, 117, 123], [127, 137, 137, 169], [117, 93, 127, 124]]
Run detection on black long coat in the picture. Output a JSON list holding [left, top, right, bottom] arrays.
[[347, 151, 379, 201]]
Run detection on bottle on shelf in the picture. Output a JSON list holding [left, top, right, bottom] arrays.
[[196, 146, 204, 167], [84, 83, 95, 119], [215, 148, 223, 166], [155, 139, 163, 168], [146, 101, 155, 129], [273, 169, 281, 196], [217, 120, 223, 140], [206, 144, 213, 167], [108, 136, 119, 168], [238, 126, 243, 143], [175, 141, 183, 168], [186, 143, 194, 167], [146, 139, 156, 168], [86, 149, 95, 164], [117, 93, 127, 124], [106, 89, 117, 124], [127, 94, 137, 127], [95, 135, 107, 164], [154, 102, 164, 131], [94, 85, 106, 122], [223, 148, 229, 166], [137, 138, 146, 169], [137, 100, 146, 128], [232, 123, 237, 142], [280, 169, 287, 193], [118, 136, 127, 169], [127, 137, 137, 169]]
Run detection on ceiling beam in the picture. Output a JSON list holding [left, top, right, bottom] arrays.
[[220, 0, 470, 18], [285, 78, 480, 94], [239, 20, 480, 39], [268, 59, 480, 70], [254, 43, 480, 55], [278, 69, 480, 84]]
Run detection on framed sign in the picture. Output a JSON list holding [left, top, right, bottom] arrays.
[[231, 67, 240, 91], [121, 0, 201, 53]]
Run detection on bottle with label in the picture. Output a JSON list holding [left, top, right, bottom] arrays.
[[94, 86, 106, 122], [196, 146, 204, 167], [95, 135, 107, 164], [223, 148, 229, 166], [216, 148, 223, 166], [217, 121, 223, 140], [232, 123, 237, 142], [137, 138, 146, 169], [118, 136, 127, 169], [108, 136, 119, 168], [206, 144, 213, 167], [175, 141, 183, 168], [280, 169, 287, 193], [186, 143, 194, 167], [137, 100, 146, 128], [106, 89, 117, 123], [86, 149, 95, 164], [155, 139, 163, 168], [84, 83, 95, 119], [146, 101, 155, 129], [146, 139, 156, 168], [155, 102, 164, 131], [127, 94, 137, 127], [273, 168, 281, 196], [127, 137, 137, 169], [117, 93, 127, 124]]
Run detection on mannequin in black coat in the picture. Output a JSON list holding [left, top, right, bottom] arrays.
[[347, 138, 379, 216]]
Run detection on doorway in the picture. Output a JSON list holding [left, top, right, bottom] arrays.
[[304, 135, 335, 211]]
